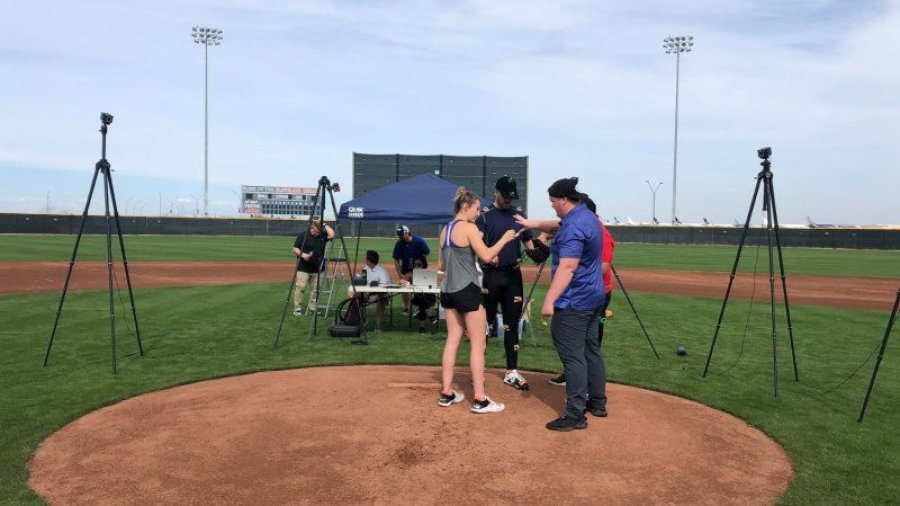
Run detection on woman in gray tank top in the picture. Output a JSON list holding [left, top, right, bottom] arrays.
[[438, 187, 517, 414]]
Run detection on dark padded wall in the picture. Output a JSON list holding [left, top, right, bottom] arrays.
[[352, 153, 529, 238], [1, 214, 897, 249]]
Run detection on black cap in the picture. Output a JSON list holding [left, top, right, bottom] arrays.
[[495, 176, 519, 200], [548, 177, 580, 199], [396, 225, 410, 238]]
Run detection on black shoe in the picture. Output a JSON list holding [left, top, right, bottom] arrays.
[[419, 327, 426, 335], [586, 402, 608, 418], [548, 374, 566, 386], [546, 415, 588, 432]]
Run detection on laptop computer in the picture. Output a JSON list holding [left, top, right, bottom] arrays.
[[412, 269, 438, 289]]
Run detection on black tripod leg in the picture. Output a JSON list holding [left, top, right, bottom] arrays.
[[328, 186, 367, 345], [519, 261, 546, 345], [763, 180, 778, 397], [858, 288, 899, 422], [611, 265, 660, 359], [310, 184, 327, 338], [768, 181, 798, 381], [102, 170, 117, 373], [274, 258, 302, 349], [704, 174, 764, 377], [45, 167, 101, 367], [106, 171, 143, 356]]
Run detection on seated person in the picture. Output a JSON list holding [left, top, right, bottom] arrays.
[[393, 225, 430, 313], [347, 250, 392, 330]]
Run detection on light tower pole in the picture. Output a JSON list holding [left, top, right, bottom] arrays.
[[663, 35, 693, 224], [191, 26, 223, 216]]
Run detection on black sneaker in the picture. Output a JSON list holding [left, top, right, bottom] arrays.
[[586, 402, 608, 418], [419, 327, 426, 335], [548, 374, 566, 386], [546, 415, 588, 432]]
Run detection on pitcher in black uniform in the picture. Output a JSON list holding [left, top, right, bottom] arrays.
[[476, 176, 550, 391]]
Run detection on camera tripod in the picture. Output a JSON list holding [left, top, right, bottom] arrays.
[[703, 147, 798, 397], [858, 287, 899, 422], [44, 113, 144, 373], [273, 176, 363, 347], [519, 260, 659, 359]]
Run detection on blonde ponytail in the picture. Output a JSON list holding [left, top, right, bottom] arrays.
[[453, 186, 480, 214]]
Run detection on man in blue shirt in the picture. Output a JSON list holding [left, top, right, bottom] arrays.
[[392, 225, 431, 312], [529, 177, 605, 431]]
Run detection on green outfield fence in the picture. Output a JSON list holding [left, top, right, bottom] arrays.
[[1, 213, 897, 249]]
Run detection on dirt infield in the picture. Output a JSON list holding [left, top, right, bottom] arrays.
[[1, 261, 895, 310], [29, 366, 793, 505]]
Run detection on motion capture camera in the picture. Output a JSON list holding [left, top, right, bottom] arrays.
[[100, 112, 114, 125], [757, 147, 772, 160]]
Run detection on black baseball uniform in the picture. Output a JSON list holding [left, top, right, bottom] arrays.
[[476, 203, 534, 370]]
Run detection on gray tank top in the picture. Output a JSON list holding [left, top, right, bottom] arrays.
[[441, 220, 479, 293]]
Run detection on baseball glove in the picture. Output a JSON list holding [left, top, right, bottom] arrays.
[[524, 238, 551, 264]]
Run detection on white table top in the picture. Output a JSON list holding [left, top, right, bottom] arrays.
[[350, 284, 441, 294]]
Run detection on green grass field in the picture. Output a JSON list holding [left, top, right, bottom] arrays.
[[0, 236, 898, 504], [1, 234, 898, 279]]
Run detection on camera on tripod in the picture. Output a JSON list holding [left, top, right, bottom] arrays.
[[757, 147, 772, 160]]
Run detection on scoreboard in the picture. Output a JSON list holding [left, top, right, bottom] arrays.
[[240, 185, 319, 216]]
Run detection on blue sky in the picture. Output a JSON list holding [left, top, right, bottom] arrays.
[[1, 0, 897, 224]]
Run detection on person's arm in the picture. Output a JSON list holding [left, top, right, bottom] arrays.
[[601, 222, 613, 274], [292, 235, 310, 260], [541, 257, 579, 318], [420, 237, 430, 257], [515, 215, 560, 234], [324, 224, 335, 240], [437, 226, 446, 272], [464, 223, 516, 263]]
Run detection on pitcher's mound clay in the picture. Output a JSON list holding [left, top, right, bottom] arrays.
[[29, 366, 792, 505]]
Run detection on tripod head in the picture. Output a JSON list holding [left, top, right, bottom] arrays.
[[99, 112, 113, 135], [318, 176, 340, 192], [757, 146, 772, 173]]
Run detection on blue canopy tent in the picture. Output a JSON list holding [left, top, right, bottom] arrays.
[[338, 173, 461, 224], [337, 173, 465, 273]]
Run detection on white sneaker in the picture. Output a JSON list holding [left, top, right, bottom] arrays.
[[503, 370, 529, 391], [293, 308, 303, 316], [438, 390, 465, 407], [471, 397, 505, 414]]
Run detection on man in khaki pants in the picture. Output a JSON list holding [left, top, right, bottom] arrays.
[[292, 217, 334, 315]]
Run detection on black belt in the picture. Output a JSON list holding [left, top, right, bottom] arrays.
[[482, 264, 520, 272]]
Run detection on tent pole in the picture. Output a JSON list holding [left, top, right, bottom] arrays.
[[352, 223, 362, 274]]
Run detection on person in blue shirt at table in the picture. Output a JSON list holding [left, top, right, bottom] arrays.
[[517, 177, 605, 431], [393, 225, 430, 313]]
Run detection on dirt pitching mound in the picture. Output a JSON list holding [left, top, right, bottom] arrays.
[[29, 366, 793, 505]]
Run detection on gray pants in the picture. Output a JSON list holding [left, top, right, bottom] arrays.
[[551, 308, 606, 419]]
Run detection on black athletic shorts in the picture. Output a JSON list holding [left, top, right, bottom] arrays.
[[440, 282, 483, 313]]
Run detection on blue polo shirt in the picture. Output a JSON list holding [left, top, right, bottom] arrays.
[[392, 235, 431, 274], [551, 204, 604, 311], [475, 204, 534, 268]]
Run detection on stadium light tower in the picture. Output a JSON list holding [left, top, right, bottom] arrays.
[[663, 34, 693, 224], [191, 26, 223, 216]]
